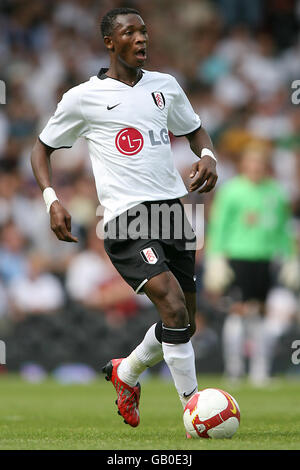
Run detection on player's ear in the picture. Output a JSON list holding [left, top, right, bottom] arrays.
[[104, 36, 114, 52]]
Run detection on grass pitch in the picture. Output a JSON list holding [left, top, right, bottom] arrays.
[[0, 373, 300, 450]]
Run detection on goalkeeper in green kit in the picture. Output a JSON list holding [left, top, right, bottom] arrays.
[[203, 143, 300, 385]]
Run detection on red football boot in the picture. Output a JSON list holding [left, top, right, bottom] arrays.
[[102, 358, 141, 428]]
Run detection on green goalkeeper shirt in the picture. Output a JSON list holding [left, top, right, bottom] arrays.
[[206, 176, 295, 260]]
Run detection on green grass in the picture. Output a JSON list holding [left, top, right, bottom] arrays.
[[0, 374, 300, 450]]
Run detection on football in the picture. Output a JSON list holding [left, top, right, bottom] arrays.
[[183, 388, 240, 439]]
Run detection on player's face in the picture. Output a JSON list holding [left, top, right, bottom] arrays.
[[240, 152, 269, 182], [108, 14, 148, 68]]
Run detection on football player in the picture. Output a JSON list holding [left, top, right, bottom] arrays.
[[31, 7, 218, 430]]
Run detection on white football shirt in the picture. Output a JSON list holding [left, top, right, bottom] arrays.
[[39, 69, 201, 224]]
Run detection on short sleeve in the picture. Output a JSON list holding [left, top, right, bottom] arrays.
[[167, 78, 201, 137], [39, 86, 89, 149]]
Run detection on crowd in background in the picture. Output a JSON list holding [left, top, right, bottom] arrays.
[[1, 0, 300, 377]]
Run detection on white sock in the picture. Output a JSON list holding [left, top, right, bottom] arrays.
[[162, 340, 198, 408], [117, 323, 163, 387]]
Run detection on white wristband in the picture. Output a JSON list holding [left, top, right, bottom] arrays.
[[200, 148, 217, 162], [43, 187, 59, 213]]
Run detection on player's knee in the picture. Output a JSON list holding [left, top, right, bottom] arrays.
[[164, 303, 188, 329], [146, 274, 189, 328], [160, 292, 189, 329]]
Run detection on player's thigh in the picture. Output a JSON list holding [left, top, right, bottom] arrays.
[[143, 271, 189, 328]]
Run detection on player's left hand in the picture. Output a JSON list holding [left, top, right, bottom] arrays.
[[189, 156, 218, 193]]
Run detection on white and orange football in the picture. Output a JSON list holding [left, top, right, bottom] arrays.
[[183, 388, 240, 439]]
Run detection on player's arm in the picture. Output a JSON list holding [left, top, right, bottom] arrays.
[[166, 77, 217, 193], [31, 138, 78, 243], [185, 126, 218, 193]]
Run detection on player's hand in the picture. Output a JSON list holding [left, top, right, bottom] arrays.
[[49, 201, 78, 243], [203, 257, 235, 295], [189, 155, 218, 193]]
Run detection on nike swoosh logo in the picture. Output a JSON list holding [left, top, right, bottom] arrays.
[[107, 103, 121, 110], [224, 392, 237, 414], [183, 386, 197, 398]]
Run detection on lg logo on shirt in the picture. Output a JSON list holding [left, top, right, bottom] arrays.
[[116, 128, 144, 155], [115, 127, 170, 156]]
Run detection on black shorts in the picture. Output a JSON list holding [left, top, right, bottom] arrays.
[[228, 259, 272, 302], [104, 199, 197, 294]]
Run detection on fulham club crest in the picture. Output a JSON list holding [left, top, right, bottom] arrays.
[[140, 247, 159, 264], [152, 91, 165, 110]]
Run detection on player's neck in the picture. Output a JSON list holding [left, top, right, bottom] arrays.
[[106, 62, 142, 87]]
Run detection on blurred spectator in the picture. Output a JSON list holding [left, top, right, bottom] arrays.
[[191, 311, 220, 372], [7, 251, 65, 321], [66, 173, 99, 229], [203, 143, 300, 384], [0, 280, 9, 318], [263, 0, 300, 50], [257, 286, 299, 380], [214, 0, 263, 30], [65, 224, 138, 324], [0, 220, 29, 284], [0, 167, 21, 225], [238, 32, 285, 102], [6, 81, 38, 143]]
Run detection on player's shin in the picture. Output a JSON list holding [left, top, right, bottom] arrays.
[[161, 325, 198, 408], [117, 322, 164, 387]]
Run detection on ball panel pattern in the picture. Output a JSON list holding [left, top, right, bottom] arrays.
[[183, 388, 240, 439]]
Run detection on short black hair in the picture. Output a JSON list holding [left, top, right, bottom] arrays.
[[100, 7, 141, 38]]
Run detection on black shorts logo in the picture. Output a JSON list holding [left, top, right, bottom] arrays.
[[140, 247, 159, 264]]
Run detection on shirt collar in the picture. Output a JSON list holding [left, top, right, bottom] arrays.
[[97, 68, 109, 80], [96, 68, 144, 85]]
